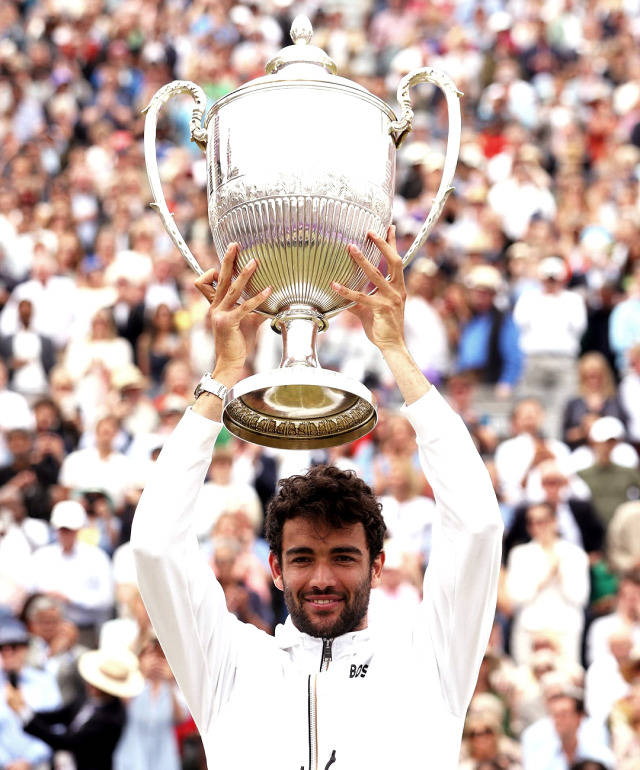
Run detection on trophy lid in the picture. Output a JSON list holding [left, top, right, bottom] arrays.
[[265, 15, 337, 76]]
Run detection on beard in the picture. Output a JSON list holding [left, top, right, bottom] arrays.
[[283, 572, 373, 639]]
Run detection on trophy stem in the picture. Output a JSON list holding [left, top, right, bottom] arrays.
[[275, 307, 326, 369]]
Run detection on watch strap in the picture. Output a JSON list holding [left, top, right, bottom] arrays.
[[194, 374, 229, 401]]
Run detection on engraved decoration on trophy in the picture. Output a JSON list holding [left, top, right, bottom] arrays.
[[143, 15, 462, 449]]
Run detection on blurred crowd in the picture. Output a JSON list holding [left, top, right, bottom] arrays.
[[1, 0, 640, 768]]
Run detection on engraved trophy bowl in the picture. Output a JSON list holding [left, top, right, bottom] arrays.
[[144, 15, 461, 449]]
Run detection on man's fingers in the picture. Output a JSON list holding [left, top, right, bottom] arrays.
[[239, 286, 272, 314], [347, 245, 391, 293], [368, 227, 402, 283], [195, 268, 218, 302], [331, 281, 376, 307], [218, 258, 257, 308], [215, 243, 240, 299]]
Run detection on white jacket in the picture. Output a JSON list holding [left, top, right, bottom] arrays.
[[131, 387, 503, 769]]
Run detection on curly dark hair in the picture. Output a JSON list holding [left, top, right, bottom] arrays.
[[265, 464, 386, 565]]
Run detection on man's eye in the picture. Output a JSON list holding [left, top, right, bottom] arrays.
[[335, 555, 355, 563], [291, 557, 311, 564]]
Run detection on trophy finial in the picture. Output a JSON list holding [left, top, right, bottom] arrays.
[[291, 15, 313, 45]]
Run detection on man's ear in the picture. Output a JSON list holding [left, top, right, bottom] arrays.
[[370, 550, 385, 589], [269, 552, 284, 591]]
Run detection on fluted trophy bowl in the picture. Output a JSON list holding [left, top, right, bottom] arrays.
[[144, 16, 461, 448]]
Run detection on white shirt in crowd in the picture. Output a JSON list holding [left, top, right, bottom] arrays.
[[404, 295, 450, 378], [379, 494, 435, 563], [494, 433, 572, 505], [59, 447, 138, 508], [584, 654, 631, 725], [513, 287, 587, 356], [506, 539, 590, 664], [0, 276, 77, 349], [29, 541, 113, 626], [585, 612, 640, 667], [620, 369, 640, 442]]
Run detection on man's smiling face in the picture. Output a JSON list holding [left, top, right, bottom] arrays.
[[269, 517, 384, 639]]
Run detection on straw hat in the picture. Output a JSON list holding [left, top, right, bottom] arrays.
[[78, 648, 144, 699]]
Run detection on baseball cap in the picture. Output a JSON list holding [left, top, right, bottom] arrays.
[[589, 416, 625, 444], [465, 265, 502, 292], [50, 500, 87, 531], [539, 257, 567, 281], [0, 618, 29, 647]]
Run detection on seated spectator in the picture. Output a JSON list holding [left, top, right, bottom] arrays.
[[5, 646, 142, 770], [0, 426, 60, 521], [212, 535, 273, 632], [505, 503, 590, 664], [562, 352, 627, 450], [59, 414, 137, 510], [495, 399, 571, 506], [607, 502, 640, 576], [584, 630, 636, 725], [609, 270, 640, 374], [503, 460, 604, 562], [404, 257, 450, 385], [192, 445, 263, 542], [368, 539, 421, 629], [0, 298, 55, 400], [24, 594, 86, 706], [570, 416, 639, 473], [446, 372, 499, 455], [136, 303, 187, 390], [29, 501, 114, 645], [521, 687, 614, 770], [619, 343, 640, 448], [609, 684, 640, 769], [577, 421, 640, 527], [99, 591, 153, 654], [0, 617, 62, 769], [514, 257, 587, 440], [0, 507, 30, 613], [114, 633, 187, 770], [586, 572, 640, 667], [108, 364, 159, 436], [378, 457, 435, 566], [459, 707, 522, 769], [64, 307, 133, 385], [454, 264, 522, 435]]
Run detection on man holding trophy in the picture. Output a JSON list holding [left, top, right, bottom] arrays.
[[134, 15, 502, 768], [131, 226, 503, 769]]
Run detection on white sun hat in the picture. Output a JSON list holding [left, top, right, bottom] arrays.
[[78, 648, 144, 699]]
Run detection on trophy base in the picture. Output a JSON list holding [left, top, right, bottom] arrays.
[[222, 367, 377, 449]]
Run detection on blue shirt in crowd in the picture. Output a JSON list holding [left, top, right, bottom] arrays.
[[456, 311, 523, 386]]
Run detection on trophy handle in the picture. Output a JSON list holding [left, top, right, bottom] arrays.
[[143, 81, 209, 277], [389, 67, 463, 269]]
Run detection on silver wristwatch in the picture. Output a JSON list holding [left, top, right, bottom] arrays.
[[193, 374, 229, 401]]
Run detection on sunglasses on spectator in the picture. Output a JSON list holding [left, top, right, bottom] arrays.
[[0, 642, 27, 652]]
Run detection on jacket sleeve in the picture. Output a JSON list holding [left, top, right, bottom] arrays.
[[402, 387, 503, 717], [130, 408, 258, 735]]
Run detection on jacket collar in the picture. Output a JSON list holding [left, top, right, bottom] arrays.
[[274, 615, 373, 661]]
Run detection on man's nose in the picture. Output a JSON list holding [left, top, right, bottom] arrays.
[[309, 561, 337, 591]]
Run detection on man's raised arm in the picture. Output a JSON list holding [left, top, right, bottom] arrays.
[[131, 246, 272, 733], [335, 228, 503, 717]]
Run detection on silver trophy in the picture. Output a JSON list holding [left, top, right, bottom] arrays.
[[144, 16, 461, 449]]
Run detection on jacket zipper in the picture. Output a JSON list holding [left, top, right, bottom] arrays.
[[319, 638, 333, 672], [308, 674, 317, 770], [307, 639, 333, 769]]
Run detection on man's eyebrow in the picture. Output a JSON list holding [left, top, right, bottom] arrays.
[[284, 546, 364, 557]]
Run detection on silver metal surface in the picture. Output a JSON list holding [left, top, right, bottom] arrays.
[[143, 15, 461, 448]]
